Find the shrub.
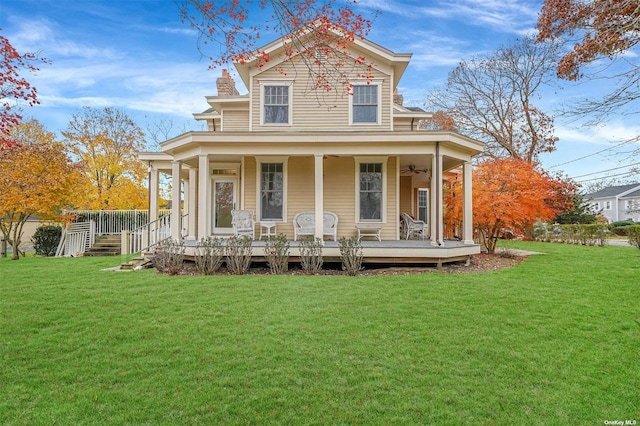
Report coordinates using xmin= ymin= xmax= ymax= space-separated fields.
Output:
xmin=299 ymin=237 xmax=323 ymax=274
xmin=225 ymin=235 xmax=253 ymax=275
xmin=628 ymin=225 xmax=640 ymax=249
xmin=194 ymin=236 xmax=225 ymax=275
xmin=152 ymin=239 xmax=185 ymax=275
xmin=338 ymin=237 xmax=363 ymax=276
xmin=32 ymin=225 xmax=62 ymax=257
xmin=264 ymin=234 xmax=290 ymax=274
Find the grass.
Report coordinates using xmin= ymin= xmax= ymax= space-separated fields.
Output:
xmin=1 ymin=242 xmax=639 ymax=424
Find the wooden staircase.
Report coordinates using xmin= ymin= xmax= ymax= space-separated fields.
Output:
xmin=84 ymin=235 xmax=121 ymax=257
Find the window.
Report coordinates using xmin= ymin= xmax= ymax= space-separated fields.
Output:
xmin=605 ymin=200 xmax=612 ymax=210
xmin=418 ymin=189 xmax=429 ymax=224
xmin=352 ymin=85 xmax=378 ymax=123
xmin=260 ymin=163 xmax=284 ymax=220
xmin=591 ymin=202 xmax=600 ymax=211
xmin=263 ymin=85 xmax=290 ymax=124
xmin=625 ymin=200 xmax=634 ymax=210
xmin=359 ymin=163 xmax=383 ymax=221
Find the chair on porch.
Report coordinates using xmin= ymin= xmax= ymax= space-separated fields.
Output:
xmin=401 ymin=212 xmax=426 ymax=240
xmin=231 ymin=209 xmax=255 ymax=239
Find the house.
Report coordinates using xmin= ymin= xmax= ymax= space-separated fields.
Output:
xmin=584 ymin=183 xmax=640 ymax=223
xmin=138 ymin=28 xmax=484 ymax=263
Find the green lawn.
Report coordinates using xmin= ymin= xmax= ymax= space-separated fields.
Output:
xmin=1 ymin=241 xmax=638 ymax=425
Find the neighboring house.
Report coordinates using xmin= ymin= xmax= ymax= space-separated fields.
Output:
xmin=584 ymin=183 xmax=640 ymax=223
xmin=139 ymin=28 xmax=484 ymax=262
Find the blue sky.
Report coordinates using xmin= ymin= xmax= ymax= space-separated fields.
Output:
xmin=1 ymin=0 xmax=638 ymax=186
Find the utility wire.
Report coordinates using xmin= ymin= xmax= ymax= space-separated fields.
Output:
xmin=549 ymin=139 xmax=634 ymax=168
xmin=576 ymin=169 xmax=639 ymax=183
xmin=570 ymin=161 xmax=640 ymax=179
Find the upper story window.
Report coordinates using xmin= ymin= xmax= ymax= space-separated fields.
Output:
xmin=604 ymin=200 xmax=612 ymax=210
xmin=591 ymin=202 xmax=601 ymax=212
xmin=625 ymin=200 xmax=634 ymax=210
xmin=260 ymin=81 xmax=293 ymax=125
xmin=352 ymin=85 xmax=379 ymax=124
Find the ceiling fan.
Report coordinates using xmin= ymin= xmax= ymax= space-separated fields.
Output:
xmin=401 ymin=165 xmax=429 ymax=174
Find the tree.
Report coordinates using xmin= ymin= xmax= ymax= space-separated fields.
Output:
xmin=446 ymin=158 xmax=575 ymax=253
xmin=179 ymin=0 xmax=376 ymax=104
xmin=537 ymin=0 xmax=640 ymax=126
xmin=426 ymin=37 xmax=560 ymax=164
xmin=0 ymin=120 xmax=83 ymax=260
xmin=553 ymin=193 xmax=598 ymax=224
xmin=62 ymin=107 xmax=148 ymax=210
xmin=0 ymin=29 xmax=48 ymax=135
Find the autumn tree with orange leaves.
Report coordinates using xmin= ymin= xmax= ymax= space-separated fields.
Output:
xmin=0 ymin=120 xmax=84 ymax=259
xmin=62 ymin=107 xmax=148 ymax=210
xmin=537 ymin=0 xmax=640 ymax=129
xmin=179 ymin=0 xmax=376 ymax=105
xmin=445 ymin=158 xmax=575 ymax=253
xmin=0 ymin=29 xmax=48 ymax=135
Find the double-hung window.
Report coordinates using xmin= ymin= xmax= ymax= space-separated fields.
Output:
xmin=418 ymin=189 xmax=429 ymax=224
xmin=352 ymin=85 xmax=378 ymax=124
xmin=260 ymin=162 xmax=284 ymax=220
xmin=263 ymin=84 xmax=290 ymax=125
xmin=359 ymin=162 xmax=383 ymax=221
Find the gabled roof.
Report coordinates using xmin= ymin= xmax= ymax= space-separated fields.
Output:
xmin=233 ymin=24 xmax=411 ymax=89
xmin=584 ymin=183 xmax=640 ymax=199
xmin=621 ymin=188 xmax=640 ymax=198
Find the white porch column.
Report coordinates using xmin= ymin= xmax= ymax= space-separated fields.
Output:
xmin=430 ymin=148 xmax=444 ymax=246
xmin=429 ymin=155 xmax=438 ymax=245
xmin=187 ymin=167 xmax=198 ymax=239
xmin=148 ymin=164 xmax=159 ymax=224
xmin=170 ymin=161 xmax=182 ymax=241
xmin=463 ymin=161 xmax=474 ymax=244
xmin=197 ymin=154 xmax=211 ymax=239
xmin=314 ymin=154 xmax=324 ymax=241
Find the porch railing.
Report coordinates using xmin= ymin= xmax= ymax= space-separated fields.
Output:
xmin=64 ymin=209 xmax=170 ymax=235
xmin=127 ymin=213 xmax=188 ymax=254
xmin=55 ymin=221 xmax=96 ymax=257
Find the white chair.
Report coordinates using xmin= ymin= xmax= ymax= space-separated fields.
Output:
xmin=231 ymin=209 xmax=255 ymax=239
xmin=401 ymin=212 xmax=425 ymax=240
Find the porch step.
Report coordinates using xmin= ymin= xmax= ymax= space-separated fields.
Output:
xmin=120 ymin=256 xmax=152 ymax=270
xmin=85 ymin=235 xmax=121 ymax=257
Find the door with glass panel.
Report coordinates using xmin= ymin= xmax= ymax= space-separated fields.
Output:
xmin=212 ymin=179 xmax=236 ymax=233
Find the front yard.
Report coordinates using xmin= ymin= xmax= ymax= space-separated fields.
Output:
xmin=1 ymin=241 xmax=638 ymax=424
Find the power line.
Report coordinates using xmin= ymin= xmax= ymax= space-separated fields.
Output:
xmin=575 ymin=169 xmax=640 ymax=183
xmin=570 ymin=161 xmax=640 ymax=179
xmin=549 ymin=139 xmax=635 ymax=168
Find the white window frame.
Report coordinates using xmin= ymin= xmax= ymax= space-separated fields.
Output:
xmin=625 ymin=200 xmax=634 ymax=210
xmin=355 ymin=156 xmax=387 ymax=223
xmin=604 ymin=200 xmax=612 ymax=210
xmin=417 ymin=188 xmax=429 ymax=224
xmin=256 ymin=156 xmax=288 ymax=222
xmin=349 ymin=79 xmax=382 ymax=125
xmin=259 ymin=80 xmax=293 ymax=126
xmin=591 ymin=202 xmax=600 ymax=212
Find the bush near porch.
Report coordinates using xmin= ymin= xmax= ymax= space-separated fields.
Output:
xmin=1 ymin=241 xmax=638 ymax=424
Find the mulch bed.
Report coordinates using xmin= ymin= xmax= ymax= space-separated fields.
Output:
xmin=163 ymin=253 xmax=527 ymax=276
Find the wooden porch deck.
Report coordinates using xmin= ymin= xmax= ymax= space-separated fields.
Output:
xmin=181 ymin=238 xmax=481 ymax=265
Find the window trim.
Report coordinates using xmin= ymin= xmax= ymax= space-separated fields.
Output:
xmin=355 ymin=156 xmax=387 ymax=223
xmin=349 ymin=80 xmax=382 ymax=125
xmin=604 ymin=200 xmax=612 ymax=210
xmin=256 ymin=156 xmax=288 ymax=222
xmin=417 ymin=188 xmax=429 ymax=224
xmin=259 ymin=80 xmax=293 ymax=126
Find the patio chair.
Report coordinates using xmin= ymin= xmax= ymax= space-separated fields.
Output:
xmin=231 ymin=209 xmax=255 ymax=239
xmin=401 ymin=212 xmax=426 ymax=240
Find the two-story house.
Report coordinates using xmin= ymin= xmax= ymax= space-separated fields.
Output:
xmin=139 ymin=29 xmax=484 ymax=263
xmin=585 ymin=183 xmax=640 ymax=223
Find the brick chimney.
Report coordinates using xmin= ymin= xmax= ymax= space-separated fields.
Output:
xmin=393 ymin=88 xmax=404 ymax=106
xmin=216 ymin=69 xmax=240 ymax=96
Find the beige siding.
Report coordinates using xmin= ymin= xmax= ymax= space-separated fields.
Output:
xmin=384 ymin=156 xmax=398 ymax=240
xmin=399 ymin=176 xmax=412 ymax=216
xmin=222 ymin=110 xmax=249 ymax=131
xmin=243 ymin=157 xmax=257 ymax=212
xmin=324 ymin=157 xmax=357 ymax=238
xmin=251 ymin=56 xmax=392 ymax=131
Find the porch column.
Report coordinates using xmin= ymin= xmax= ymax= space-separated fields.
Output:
xmin=170 ymin=161 xmax=182 ymax=241
xmin=187 ymin=167 xmax=198 ymax=239
xmin=430 ymin=148 xmax=444 ymax=246
xmin=197 ymin=154 xmax=211 ymax=239
xmin=149 ymin=164 xmax=159 ymax=224
xmin=462 ymin=161 xmax=474 ymax=244
xmin=314 ymin=154 xmax=324 ymax=241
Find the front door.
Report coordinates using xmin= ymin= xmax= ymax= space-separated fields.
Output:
xmin=213 ymin=179 xmax=236 ymax=234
